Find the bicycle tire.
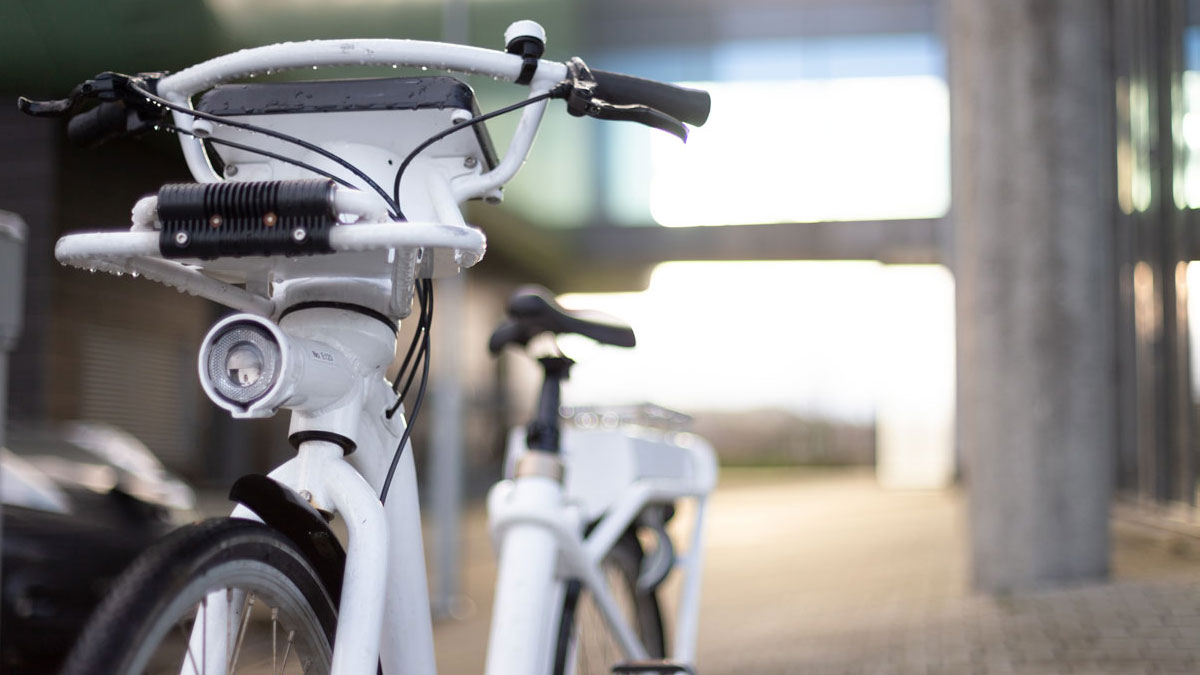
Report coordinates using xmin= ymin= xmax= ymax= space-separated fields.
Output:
xmin=553 ymin=532 xmax=666 ymax=675
xmin=60 ymin=518 xmax=337 ymax=675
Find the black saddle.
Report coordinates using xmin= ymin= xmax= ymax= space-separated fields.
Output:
xmin=488 ymin=285 xmax=636 ymax=354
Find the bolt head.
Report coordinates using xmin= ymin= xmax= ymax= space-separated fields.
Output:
xmin=292 ymin=228 xmax=308 ymax=242
xmin=174 ymin=231 xmax=190 ymax=246
xmin=225 ymin=164 xmax=239 ymax=177
xmin=464 ymin=156 xmax=478 ymax=169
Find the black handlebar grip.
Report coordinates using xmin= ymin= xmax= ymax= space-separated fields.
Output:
xmin=591 ymin=70 xmax=711 ymax=127
xmin=66 ymin=101 xmax=129 ymax=148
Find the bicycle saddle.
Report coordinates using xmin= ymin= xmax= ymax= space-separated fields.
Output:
xmin=488 ymin=285 xmax=636 ymax=354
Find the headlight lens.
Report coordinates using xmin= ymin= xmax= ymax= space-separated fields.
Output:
xmin=227 ymin=343 xmax=266 ymax=386
xmin=207 ymin=323 xmax=280 ymax=404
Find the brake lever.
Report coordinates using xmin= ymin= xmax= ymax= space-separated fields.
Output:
xmin=18 ymin=71 xmax=166 ymax=119
xmin=580 ymin=101 xmax=688 ymax=142
xmin=18 ymin=76 xmax=98 ymax=117
xmin=17 ymin=94 xmax=78 ymax=117
xmin=557 ymin=57 xmax=689 ymax=142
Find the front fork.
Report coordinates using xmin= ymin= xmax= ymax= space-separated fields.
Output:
xmin=187 ymin=432 xmax=435 ymax=675
xmin=272 ymin=436 xmax=439 ymax=675
xmin=294 ymin=441 xmax=391 ymax=675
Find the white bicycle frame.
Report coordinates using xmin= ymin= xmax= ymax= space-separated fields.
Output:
xmin=53 ymin=24 xmax=716 ymax=675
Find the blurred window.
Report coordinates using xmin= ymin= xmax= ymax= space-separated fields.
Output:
xmin=599 ymin=34 xmax=949 ymax=226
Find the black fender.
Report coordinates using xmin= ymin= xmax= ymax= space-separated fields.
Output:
xmin=229 ymin=474 xmax=346 ymax=603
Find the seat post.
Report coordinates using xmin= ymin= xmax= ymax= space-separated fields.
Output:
xmin=526 ymin=356 xmax=573 ymax=453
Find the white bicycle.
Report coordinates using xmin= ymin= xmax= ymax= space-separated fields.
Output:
xmin=21 ymin=20 xmax=716 ymax=675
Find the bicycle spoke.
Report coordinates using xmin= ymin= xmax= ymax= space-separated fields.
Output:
xmin=177 ymin=619 xmax=202 ymax=675
xmin=226 ymin=588 xmax=235 ymax=659
xmin=571 ymin=562 xmax=643 ymax=674
xmin=272 ymin=607 xmax=279 ymax=674
xmin=228 ymin=591 xmax=256 ymax=673
xmin=276 ymin=629 xmax=295 ymax=675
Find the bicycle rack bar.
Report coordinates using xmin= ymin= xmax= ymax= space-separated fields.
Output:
xmin=53 ymin=219 xmax=486 ymax=316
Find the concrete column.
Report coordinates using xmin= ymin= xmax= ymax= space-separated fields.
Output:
xmin=950 ymin=0 xmax=1117 ymax=591
xmin=429 ymin=272 xmax=466 ymax=617
xmin=427 ymin=0 xmax=471 ymax=619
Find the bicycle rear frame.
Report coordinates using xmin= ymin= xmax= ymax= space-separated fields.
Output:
xmin=48 ymin=25 xmax=715 ymax=675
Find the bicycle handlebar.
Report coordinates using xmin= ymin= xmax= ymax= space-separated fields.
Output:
xmin=153 ymin=40 xmax=711 ymax=127
xmin=21 ymin=25 xmax=711 ymax=197
xmin=66 ymin=101 xmax=130 ymax=148
xmin=154 ymin=39 xmax=712 ymax=128
xmin=157 ymin=39 xmax=568 ymax=99
xmin=591 ymin=70 xmax=710 ymax=127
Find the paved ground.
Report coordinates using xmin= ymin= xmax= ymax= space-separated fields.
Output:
xmin=430 ymin=467 xmax=1200 ymax=675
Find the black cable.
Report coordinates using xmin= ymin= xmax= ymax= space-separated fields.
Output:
xmin=159 ymin=125 xmax=358 ymax=189
xmin=384 ymin=281 xmax=427 ymax=418
xmin=390 ymin=282 xmax=428 ymax=395
xmin=395 ymin=319 xmax=429 ymax=406
xmin=131 ymin=81 xmax=401 ymax=217
xmin=389 ymin=278 xmax=430 ymax=396
xmin=391 ymin=88 xmax=562 ymax=218
xmin=403 ymin=283 xmax=434 ymax=400
xmin=378 ymin=342 xmax=430 ymax=504
xmin=387 ymin=281 xmax=432 ymax=412
xmin=380 ymin=278 xmax=434 ymax=504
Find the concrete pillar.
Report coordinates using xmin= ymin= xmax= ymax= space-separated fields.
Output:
xmin=950 ymin=0 xmax=1116 ymax=591
xmin=427 ymin=0 xmax=471 ymax=619
xmin=429 ymin=272 xmax=466 ymax=617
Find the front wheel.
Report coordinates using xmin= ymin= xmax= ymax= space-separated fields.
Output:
xmin=61 ymin=518 xmax=337 ymax=675
xmin=553 ymin=532 xmax=666 ymax=675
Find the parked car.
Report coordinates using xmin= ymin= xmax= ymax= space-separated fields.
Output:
xmin=1 ymin=422 xmax=194 ymax=674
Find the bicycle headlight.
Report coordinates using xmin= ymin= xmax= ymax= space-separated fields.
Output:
xmin=206 ymin=322 xmax=281 ymax=404
xmin=199 ymin=313 xmax=357 ymax=418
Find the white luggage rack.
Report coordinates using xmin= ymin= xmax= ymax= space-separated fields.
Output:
xmin=562 ymin=403 xmax=695 ymax=431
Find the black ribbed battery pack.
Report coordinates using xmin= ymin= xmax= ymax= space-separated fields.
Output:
xmin=157 ymin=179 xmax=337 ymax=259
